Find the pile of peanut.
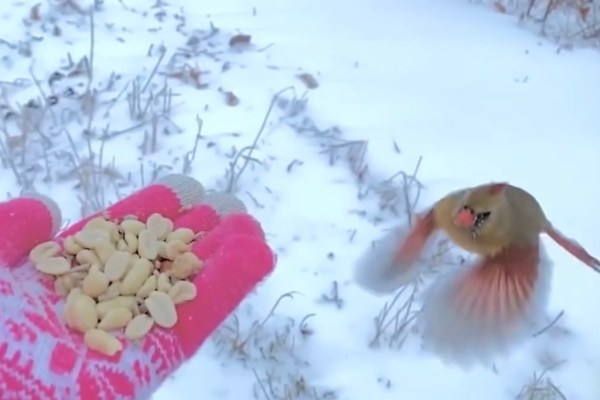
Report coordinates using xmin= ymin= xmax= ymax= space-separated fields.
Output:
xmin=28 ymin=213 xmax=204 ymax=356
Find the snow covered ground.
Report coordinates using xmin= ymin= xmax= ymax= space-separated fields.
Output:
xmin=1 ymin=0 xmax=600 ymax=399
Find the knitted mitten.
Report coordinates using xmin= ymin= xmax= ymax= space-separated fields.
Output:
xmin=0 ymin=174 xmax=275 ymax=399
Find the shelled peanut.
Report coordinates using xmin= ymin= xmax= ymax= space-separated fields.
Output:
xmin=28 ymin=213 xmax=204 ymax=356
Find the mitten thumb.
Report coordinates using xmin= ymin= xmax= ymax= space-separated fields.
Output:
xmin=0 ymin=192 xmax=62 ymax=268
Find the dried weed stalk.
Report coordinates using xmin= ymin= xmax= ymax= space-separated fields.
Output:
xmin=369 ymin=156 xmax=424 ymax=222
xmin=0 ymin=4 xmax=216 ymax=214
xmin=213 ymin=292 xmax=337 ymax=400
xmin=485 ymin=0 xmax=600 ymax=48
xmin=253 ymin=368 xmax=338 ymax=400
xmin=516 ymin=362 xmax=568 ymax=400
xmin=370 ymin=283 xmax=420 ymax=349
xmin=277 ymin=89 xmax=369 ymax=186
xmin=320 ymin=139 xmax=368 ymax=183
xmin=224 ymin=86 xmax=296 ymax=194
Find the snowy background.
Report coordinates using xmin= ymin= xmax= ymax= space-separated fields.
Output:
xmin=1 ymin=0 xmax=600 ymax=399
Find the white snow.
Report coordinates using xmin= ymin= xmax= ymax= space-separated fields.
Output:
xmin=1 ymin=0 xmax=600 ymax=399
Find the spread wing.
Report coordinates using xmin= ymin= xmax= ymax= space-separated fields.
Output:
xmin=354 ymin=209 xmax=436 ymax=294
xmin=419 ymin=241 xmax=551 ymax=366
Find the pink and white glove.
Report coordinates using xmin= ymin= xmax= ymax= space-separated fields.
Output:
xmin=0 ymin=174 xmax=276 ymax=399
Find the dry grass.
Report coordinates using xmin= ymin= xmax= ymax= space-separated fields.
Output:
xmin=480 ymin=0 xmax=600 ymax=48
xmin=0 ymin=4 xmax=184 ymax=215
xmin=213 ymin=292 xmax=339 ymax=400
xmin=516 ymin=361 xmax=568 ymax=400
xmin=0 ymin=2 xmax=273 ymax=216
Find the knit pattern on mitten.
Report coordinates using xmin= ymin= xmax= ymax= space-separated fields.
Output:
xmin=0 ymin=176 xmax=275 ymax=400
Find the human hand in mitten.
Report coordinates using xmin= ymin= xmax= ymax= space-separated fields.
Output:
xmin=0 ymin=174 xmax=276 ymax=400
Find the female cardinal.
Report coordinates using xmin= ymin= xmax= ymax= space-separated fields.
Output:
xmin=354 ymin=182 xmax=600 ymax=365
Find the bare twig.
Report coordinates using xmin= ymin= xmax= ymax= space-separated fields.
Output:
xmin=532 ymin=310 xmax=565 ymax=338
xmin=182 ymin=115 xmax=203 ymax=174
xmin=86 ymin=9 xmax=96 ymax=93
xmin=370 ymin=283 xmax=420 ymax=349
xmin=225 ymin=86 xmax=295 ymax=193
xmin=141 ymin=48 xmax=166 ymax=93
xmin=516 ymin=360 xmax=568 ymax=400
xmin=319 ymin=281 xmax=344 ymax=309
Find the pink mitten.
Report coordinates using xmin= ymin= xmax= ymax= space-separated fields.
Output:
xmin=0 ymin=175 xmax=275 ymax=399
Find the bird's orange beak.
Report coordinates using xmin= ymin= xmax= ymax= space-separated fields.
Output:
xmin=455 ymin=208 xmax=475 ymax=227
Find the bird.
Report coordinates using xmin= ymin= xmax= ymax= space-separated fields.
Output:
xmin=354 ymin=182 xmax=600 ymax=365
